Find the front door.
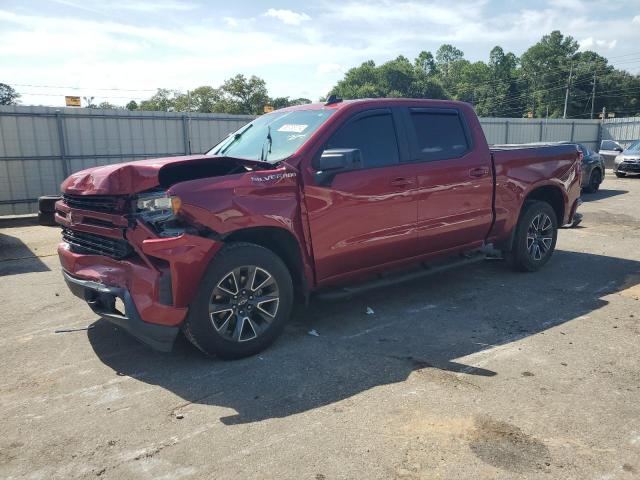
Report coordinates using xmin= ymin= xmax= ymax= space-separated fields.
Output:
xmin=303 ymin=108 xmax=418 ymax=282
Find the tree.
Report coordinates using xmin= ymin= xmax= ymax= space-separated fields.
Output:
xmin=520 ymin=31 xmax=579 ymax=117
xmin=328 ymin=56 xmax=446 ymax=100
xmin=139 ymin=88 xmax=180 ymax=111
xmin=435 ymin=44 xmax=464 ymax=78
xmin=97 ymin=101 xmax=120 ymax=109
xmin=220 ymin=75 xmax=270 ymax=115
xmin=83 ymin=96 xmax=96 ymax=108
xmin=126 ymin=100 xmax=138 ymax=110
xmin=0 ymin=83 xmax=19 ymax=105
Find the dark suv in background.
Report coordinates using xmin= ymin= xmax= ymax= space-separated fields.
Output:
xmin=577 ymin=143 xmax=605 ymax=193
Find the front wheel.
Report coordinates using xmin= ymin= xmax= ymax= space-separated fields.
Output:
xmin=183 ymin=242 xmax=293 ymax=359
xmin=615 ymin=171 xmax=626 ymax=178
xmin=583 ymin=169 xmax=601 ymax=193
xmin=506 ymin=201 xmax=558 ymax=272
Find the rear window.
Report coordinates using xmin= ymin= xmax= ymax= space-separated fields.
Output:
xmin=409 ymin=110 xmax=470 ymax=161
xmin=600 ymin=140 xmax=621 ymax=151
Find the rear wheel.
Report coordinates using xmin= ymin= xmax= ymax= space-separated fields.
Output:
xmin=584 ymin=169 xmax=601 ymax=193
xmin=615 ymin=171 xmax=626 ymax=178
xmin=506 ymin=201 xmax=558 ymax=272
xmin=183 ymin=242 xmax=293 ymax=359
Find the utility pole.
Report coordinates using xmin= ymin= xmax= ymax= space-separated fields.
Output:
xmin=563 ymin=62 xmax=573 ymax=119
xmin=590 ymin=71 xmax=597 ymax=119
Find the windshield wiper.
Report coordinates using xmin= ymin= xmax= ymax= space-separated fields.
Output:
xmin=220 ymin=123 xmax=253 ymax=155
xmin=260 ymin=126 xmax=273 ymax=162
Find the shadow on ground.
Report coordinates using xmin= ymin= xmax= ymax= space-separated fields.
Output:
xmin=0 ymin=230 xmax=50 ymax=276
xmin=580 ymin=188 xmax=628 ymax=202
xmin=88 ymin=250 xmax=640 ymax=425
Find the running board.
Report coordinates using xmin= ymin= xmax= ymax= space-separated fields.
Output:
xmin=315 ymin=252 xmax=487 ymax=300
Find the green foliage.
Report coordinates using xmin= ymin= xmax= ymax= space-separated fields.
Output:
xmin=97 ymin=101 xmax=120 ymax=110
xmin=125 ymin=100 xmax=138 ymax=110
xmin=329 ymin=56 xmax=446 ymax=100
xmin=327 ymin=30 xmax=640 ymax=118
xmin=0 ymin=83 xmax=20 ymax=105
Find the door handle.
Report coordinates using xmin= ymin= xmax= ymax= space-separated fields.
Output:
xmin=389 ymin=177 xmax=413 ymax=187
xmin=469 ymin=167 xmax=490 ymax=178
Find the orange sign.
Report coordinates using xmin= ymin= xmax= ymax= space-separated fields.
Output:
xmin=263 ymin=105 xmax=274 ymax=113
xmin=65 ymin=96 xmax=81 ymax=107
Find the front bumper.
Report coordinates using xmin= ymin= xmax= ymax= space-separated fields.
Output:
xmin=58 ymin=228 xmax=223 ymax=351
xmin=63 ymin=270 xmax=179 ymax=351
xmin=616 ymin=162 xmax=640 ymax=173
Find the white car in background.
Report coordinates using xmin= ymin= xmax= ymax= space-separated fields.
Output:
xmin=613 ymin=140 xmax=640 ymax=178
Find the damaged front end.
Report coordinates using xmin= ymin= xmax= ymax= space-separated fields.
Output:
xmin=56 ymin=155 xmax=278 ymax=350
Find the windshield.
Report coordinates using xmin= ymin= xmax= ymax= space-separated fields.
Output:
xmin=625 ymin=140 xmax=640 ymax=153
xmin=207 ymin=109 xmax=335 ymax=162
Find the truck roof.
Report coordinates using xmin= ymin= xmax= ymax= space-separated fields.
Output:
xmin=277 ymin=98 xmax=472 ymax=113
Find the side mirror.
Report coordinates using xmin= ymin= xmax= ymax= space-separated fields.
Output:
xmin=314 ymin=148 xmax=362 ymax=185
xmin=615 ymin=146 xmax=624 ymax=152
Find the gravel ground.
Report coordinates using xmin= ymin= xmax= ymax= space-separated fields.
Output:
xmin=0 ymin=171 xmax=639 ymax=480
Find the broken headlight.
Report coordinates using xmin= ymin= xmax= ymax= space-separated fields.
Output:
xmin=134 ymin=191 xmax=184 ymax=236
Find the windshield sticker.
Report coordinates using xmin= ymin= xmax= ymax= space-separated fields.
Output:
xmin=277 ymin=124 xmax=308 ymax=133
xmin=287 ymin=133 xmax=307 ymax=141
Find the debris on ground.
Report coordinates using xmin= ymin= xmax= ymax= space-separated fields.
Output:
xmin=366 ymin=307 xmax=375 ymax=315
xmin=308 ymin=329 xmax=320 ymax=337
xmin=54 ymin=326 xmax=95 ymax=333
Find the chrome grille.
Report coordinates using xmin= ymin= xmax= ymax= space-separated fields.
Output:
xmin=62 ymin=194 xmax=127 ymax=213
xmin=62 ymin=228 xmax=133 ymax=259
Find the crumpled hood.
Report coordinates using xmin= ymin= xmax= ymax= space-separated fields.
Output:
xmin=61 ymin=155 xmax=272 ymax=195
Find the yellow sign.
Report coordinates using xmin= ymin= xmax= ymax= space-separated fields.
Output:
xmin=527 ymin=111 xmax=533 ymax=118
xmin=65 ymin=96 xmax=81 ymax=107
xmin=263 ymin=105 xmax=274 ymax=113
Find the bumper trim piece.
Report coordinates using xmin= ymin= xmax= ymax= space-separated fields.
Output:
xmin=63 ymin=270 xmax=179 ymax=352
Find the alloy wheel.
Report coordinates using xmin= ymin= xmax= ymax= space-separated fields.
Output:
xmin=209 ymin=265 xmax=280 ymax=342
xmin=526 ymin=213 xmax=554 ymax=261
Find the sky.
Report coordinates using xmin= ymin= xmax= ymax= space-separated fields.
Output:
xmin=1 ymin=0 xmax=640 ymax=107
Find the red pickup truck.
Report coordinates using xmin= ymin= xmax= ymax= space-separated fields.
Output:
xmin=56 ymin=98 xmax=582 ymax=358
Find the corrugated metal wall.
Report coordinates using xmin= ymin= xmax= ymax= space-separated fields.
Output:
xmin=0 ymin=105 xmax=254 ymax=215
xmin=0 ymin=105 xmax=602 ymax=215
xmin=479 ymin=117 xmax=601 ymax=150
xmin=601 ymin=117 xmax=640 ymax=149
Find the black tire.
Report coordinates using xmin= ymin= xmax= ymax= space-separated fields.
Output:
xmin=583 ymin=169 xmax=601 ymax=193
xmin=615 ymin=171 xmax=626 ymax=178
xmin=38 ymin=195 xmax=61 ymax=213
xmin=38 ymin=211 xmax=57 ymax=226
xmin=506 ymin=201 xmax=558 ymax=272
xmin=183 ymin=242 xmax=293 ymax=359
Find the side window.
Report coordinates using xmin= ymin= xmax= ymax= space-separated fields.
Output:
xmin=409 ymin=110 xmax=470 ymax=161
xmin=600 ymin=140 xmax=619 ymax=151
xmin=326 ymin=113 xmax=399 ymax=168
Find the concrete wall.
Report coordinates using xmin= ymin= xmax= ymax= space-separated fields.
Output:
xmin=0 ymin=105 xmax=602 ymax=215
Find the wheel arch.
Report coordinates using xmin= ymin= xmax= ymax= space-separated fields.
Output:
xmin=222 ymin=227 xmax=309 ymax=298
xmin=522 ymin=184 xmax=565 ymax=226
xmin=501 ymin=184 xmax=565 ymax=253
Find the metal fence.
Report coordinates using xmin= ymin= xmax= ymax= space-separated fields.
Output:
xmin=0 ymin=105 xmax=603 ymax=216
xmin=601 ymin=117 xmax=640 ymax=149
xmin=0 ymin=105 xmax=254 ymax=216
xmin=479 ymin=117 xmax=601 ymax=151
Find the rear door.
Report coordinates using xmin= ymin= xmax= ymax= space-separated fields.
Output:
xmin=599 ymin=140 xmax=623 ymax=168
xmin=303 ymin=108 xmax=418 ymax=282
xmin=401 ymin=107 xmax=494 ymax=254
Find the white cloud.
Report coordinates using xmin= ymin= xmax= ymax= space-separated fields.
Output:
xmin=633 ymin=15 xmax=640 ymax=24
xmin=579 ymin=37 xmax=618 ymax=51
xmin=264 ymin=8 xmax=310 ymax=26
xmin=316 ymin=63 xmax=344 ymax=75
